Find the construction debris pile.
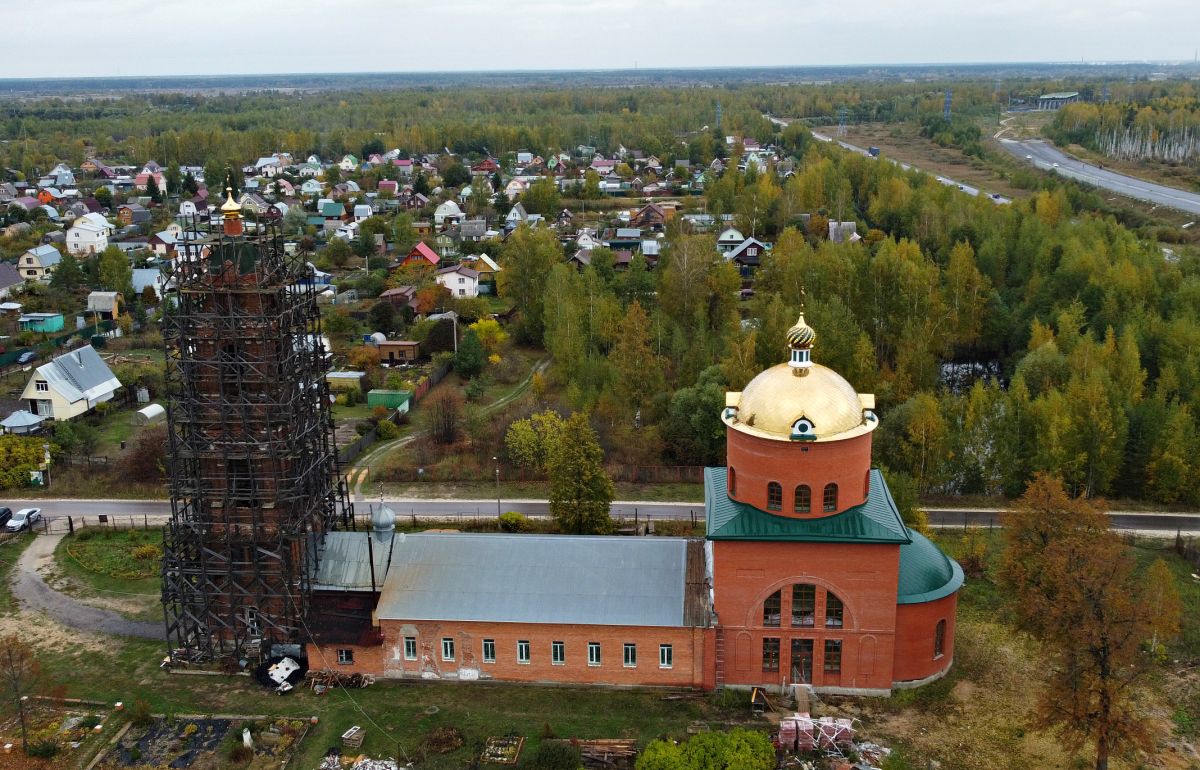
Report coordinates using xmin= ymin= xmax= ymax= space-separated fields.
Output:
xmin=774 ymin=713 xmax=892 ymax=769
xmin=573 ymin=738 xmax=637 ymax=769
xmin=318 ymin=754 xmax=406 ymax=770
xmin=306 ymin=669 xmax=376 ymax=692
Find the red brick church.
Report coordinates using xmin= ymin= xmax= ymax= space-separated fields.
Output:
xmin=307 ymin=311 xmax=962 ymax=694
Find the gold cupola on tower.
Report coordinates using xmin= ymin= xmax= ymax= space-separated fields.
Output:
xmin=221 ymin=187 xmax=243 ymax=237
xmin=786 ymin=309 xmax=816 ymax=374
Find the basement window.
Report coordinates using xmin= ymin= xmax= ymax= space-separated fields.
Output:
xmin=337 ymin=649 xmax=354 ymax=665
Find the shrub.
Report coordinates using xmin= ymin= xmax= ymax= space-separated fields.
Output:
xmin=498 ymin=512 xmax=529 ymax=532
xmin=376 ymin=420 xmax=400 ymax=440
xmin=529 ymin=740 xmax=579 ymax=770
xmin=130 ymin=698 xmax=153 ymax=727
xmin=229 ymin=744 xmax=254 ymax=762
xmin=26 ymin=739 xmax=60 ymax=758
xmin=131 ymin=543 xmax=163 ymax=561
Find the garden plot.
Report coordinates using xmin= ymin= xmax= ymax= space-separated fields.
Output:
xmin=96 ymin=716 xmax=308 ymax=770
xmin=0 ymin=702 xmax=112 ymax=770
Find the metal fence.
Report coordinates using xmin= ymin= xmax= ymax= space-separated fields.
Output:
xmin=38 ymin=512 xmax=168 ymax=536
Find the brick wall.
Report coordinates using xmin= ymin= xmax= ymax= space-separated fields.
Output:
xmin=725 ymin=429 xmax=873 ymax=516
xmin=892 ymin=593 xmax=957 ymax=684
xmin=361 ymin=620 xmax=711 ymax=688
xmin=711 ymin=540 xmax=900 ymax=693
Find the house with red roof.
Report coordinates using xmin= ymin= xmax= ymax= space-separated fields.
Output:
xmin=399 ymin=242 xmax=441 ymax=269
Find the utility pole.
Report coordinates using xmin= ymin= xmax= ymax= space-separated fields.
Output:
xmin=493 ymin=456 xmax=501 ymax=517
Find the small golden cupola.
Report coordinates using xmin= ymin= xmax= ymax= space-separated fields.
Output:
xmin=786 ymin=309 xmax=816 ymax=374
xmin=220 ymin=187 xmax=243 ymax=237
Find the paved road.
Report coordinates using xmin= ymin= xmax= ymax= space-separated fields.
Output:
xmin=766 ymin=115 xmax=1012 ymax=205
xmin=10 ymin=533 xmax=164 ymax=639
xmin=9 ymin=498 xmax=1199 ymax=534
xmin=997 ymin=138 xmax=1200 ymax=215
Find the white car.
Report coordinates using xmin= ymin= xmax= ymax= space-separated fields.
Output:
xmin=1052 ymin=162 xmax=1059 ymax=168
xmin=1025 ymin=154 xmax=1033 ymax=160
xmin=6 ymin=508 xmax=41 ymax=532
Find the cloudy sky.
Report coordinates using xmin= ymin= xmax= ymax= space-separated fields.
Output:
xmin=5 ymin=0 xmax=1198 ymax=78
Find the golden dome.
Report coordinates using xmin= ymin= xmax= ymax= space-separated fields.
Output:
xmin=220 ymin=187 xmax=242 ymax=213
xmin=724 ymin=363 xmax=873 ymax=442
xmin=786 ymin=312 xmax=815 ymax=349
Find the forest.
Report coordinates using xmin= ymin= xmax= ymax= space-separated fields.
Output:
xmin=492 ymin=134 xmax=1200 ymax=505
xmin=6 ymin=75 xmax=1200 ymax=505
xmin=1047 ymin=86 xmax=1200 ymax=163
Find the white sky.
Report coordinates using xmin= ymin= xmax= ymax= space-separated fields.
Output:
xmin=4 ymin=0 xmax=1198 ymax=78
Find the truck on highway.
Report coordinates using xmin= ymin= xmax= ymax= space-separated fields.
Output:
xmin=868 ymin=147 xmax=880 ymax=158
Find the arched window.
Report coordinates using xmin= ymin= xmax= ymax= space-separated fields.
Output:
xmin=728 ymin=467 xmax=736 ymax=496
xmin=825 ymin=592 xmax=844 ymax=628
xmin=934 ymin=619 xmax=946 ymax=658
xmin=794 ymin=485 xmax=811 ymax=513
xmin=791 ymin=584 xmax=815 ymax=627
xmin=762 ymin=590 xmax=781 ymax=627
xmin=823 ymin=483 xmax=838 ymax=512
xmin=767 ymin=482 xmax=782 ymax=511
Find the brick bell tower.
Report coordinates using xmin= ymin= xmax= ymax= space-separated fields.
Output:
xmin=161 ymin=189 xmax=353 ymax=663
xmin=705 ymin=305 xmax=961 ymax=695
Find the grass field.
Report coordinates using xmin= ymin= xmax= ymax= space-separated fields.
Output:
xmin=47 ymin=529 xmax=161 ymax=622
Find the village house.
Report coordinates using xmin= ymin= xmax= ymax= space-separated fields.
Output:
xmin=399 ymin=242 xmax=441 ymax=269
xmin=433 ymin=200 xmax=464 ymax=228
xmin=376 ymin=339 xmax=421 ymax=364
xmin=117 ymin=204 xmax=151 ymax=226
xmin=0 ymin=263 xmax=23 ymax=299
xmin=21 ymin=345 xmax=122 ymax=422
xmin=67 ymin=213 xmax=113 ymax=256
xmin=20 ymin=244 xmax=62 ymax=281
xmin=86 ymin=291 xmax=123 ymax=321
xmin=379 ymin=285 xmax=417 ymax=311
xmin=18 ymin=312 xmax=64 ymax=333
xmin=435 ymin=264 xmax=480 ymax=298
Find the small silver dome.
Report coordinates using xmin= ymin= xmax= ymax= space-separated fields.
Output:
xmin=371 ymin=504 xmax=396 ymax=534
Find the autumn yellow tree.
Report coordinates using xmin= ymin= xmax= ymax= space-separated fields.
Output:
xmin=1000 ymin=476 xmax=1181 ymax=770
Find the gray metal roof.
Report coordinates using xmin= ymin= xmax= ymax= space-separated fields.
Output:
xmin=313 ymin=531 xmax=395 ymax=592
xmin=375 ymin=533 xmax=695 ymax=628
xmin=35 ymin=345 xmax=120 ymax=405
xmin=1 ymin=410 xmax=45 ymax=428
xmin=27 ymin=244 xmax=61 ymax=266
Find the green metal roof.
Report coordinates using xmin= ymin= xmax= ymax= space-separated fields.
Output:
xmin=897 ymin=529 xmax=964 ymax=604
xmin=704 ymin=468 xmax=911 ymax=544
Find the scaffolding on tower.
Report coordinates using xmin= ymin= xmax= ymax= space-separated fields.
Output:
xmin=160 ymin=196 xmax=353 ymax=664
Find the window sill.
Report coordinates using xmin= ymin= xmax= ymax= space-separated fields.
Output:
xmin=551 ymin=661 xmax=564 ymax=666
xmin=403 ymin=657 xmax=417 ymax=662
xmin=933 ymin=653 xmax=944 ymax=660
xmin=623 ymin=664 xmax=637 ymax=669
xmin=517 ymin=661 xmax=530 ymax=665
xmin=659 ymin=665 xmax=672 ymax=670
xmin=588 ymin=663 xmax=600 ymax=667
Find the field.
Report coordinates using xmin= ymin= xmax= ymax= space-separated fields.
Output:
xmin=46 ymin=529 xmax=161 ymax=622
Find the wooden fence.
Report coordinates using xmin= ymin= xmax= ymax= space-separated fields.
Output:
xmin=411 ymin=361 xmax=450 ymax=404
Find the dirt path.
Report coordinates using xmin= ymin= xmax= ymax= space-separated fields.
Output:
xmin=347 ymin=357 xmax=550 ymax=500
xmin=12 ymin=534 xmax=164 ymax=640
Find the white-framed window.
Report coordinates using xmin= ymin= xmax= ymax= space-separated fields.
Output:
xmin=552 ymin=641 xmax=565 ymax=665
xmin=337 ymin=648 xmax=354 ymax=665
xmin=403 ymin=637 xmax=417 ymax=661
xmin=588 ymin=642 xmax=601 ymax=667
xmin=441 ymin=637 xmax=455 ymax=662
xmin=482 ymin=639 xmax=496 ymax=663
xmin=623 ymin=643 xmax=637 ymax=668
xmin=659 ymin=644 xmax=673 ymax=669
xmin=35 ymin=381 xmax=48 ymax=392
xmin=517 ymin=640 xmax=530 ymax=664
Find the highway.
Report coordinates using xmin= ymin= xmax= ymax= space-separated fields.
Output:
xmin=996 ymin=138 xmax=1200 ymax=215
xmin=6 ymin=498 xmax=1199 ymax=535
